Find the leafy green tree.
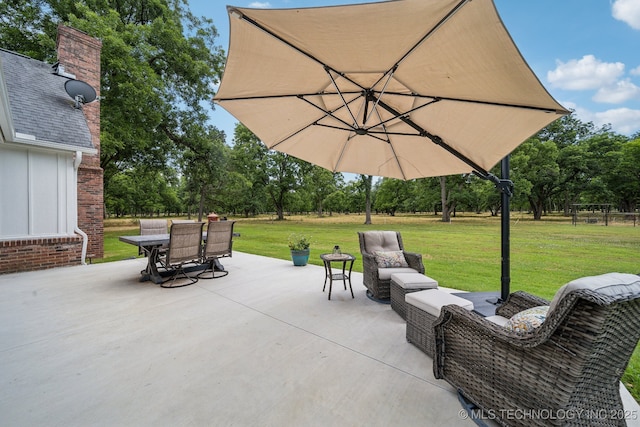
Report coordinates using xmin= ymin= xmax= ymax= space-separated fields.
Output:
xmin=412 ymin=177 xmax=441 ymax=215
xmin=180 ymin=124 xmax=228 ymax=221
xmin=439 ymin=175 xmax=468 ymax=222
xmin=607 ymin=139 xmax=640 ymax=211
xmin=374 ymin=178 xmax=413 ymax=215
xmin=581 ymin=130 xmax=627 ymax=205
xmin=342 ymin=180 xmax=366 ymax=214
xmin=0 ymin=0 xmax=58 ymax=61
xmin=229 ymin=124 xmax=308 ymax=219
xmin=219 ymin=172 xmax=255 ymax=216
xmin=304 ymin=166 xmax=341 ymax=216
xmin=511 ymin=139 xmax=559 ymax=219
xmin=265 ymin=153 xmax=307 ymax=220
xmin=324 ymin=190 xmax=347 ymax=215
xmin=229 ymin=124 xmax=271 ymax=216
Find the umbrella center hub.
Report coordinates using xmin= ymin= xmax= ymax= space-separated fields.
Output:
xmin=355 ymin=128 xmax=368 ymax=135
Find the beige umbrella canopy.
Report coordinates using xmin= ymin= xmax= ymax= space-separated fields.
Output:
xmin=214 ymin=0 xmax=569 ymax=182
xmin=214 ymin=0 xmax=569 ymax=303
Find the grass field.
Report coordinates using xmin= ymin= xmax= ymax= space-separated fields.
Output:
xmin=104 ymin=212 xmax=640 ymax=400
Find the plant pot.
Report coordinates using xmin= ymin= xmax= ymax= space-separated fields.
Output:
xmin=290 ymin=249 xmax=310 ymax=266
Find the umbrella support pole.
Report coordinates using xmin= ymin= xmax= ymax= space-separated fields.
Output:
xmin=475 ymin=157 xmax=513 ymax=305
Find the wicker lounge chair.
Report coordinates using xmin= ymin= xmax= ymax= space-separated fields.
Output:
xmin=434 ymin=272 xmax=640 ymax=427
xmin=198 ymin=220 xmax=235 ymax=279
xmin=357 ymin=231 xmax=425 ymax=300
xmin=157 ymin=222 xmax=204 ymax=288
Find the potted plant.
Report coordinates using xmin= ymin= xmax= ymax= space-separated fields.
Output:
xmin=288 ymin=233 xmax=311 ymax=266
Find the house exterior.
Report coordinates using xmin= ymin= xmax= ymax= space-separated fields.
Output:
xmin=0 ymin=25 xmax=103 ymax=273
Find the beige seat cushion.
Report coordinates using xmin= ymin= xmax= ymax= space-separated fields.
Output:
xmin=485 ymin=315 xmax=509 ymax=326
xmin=391 ymin=272 xmax=438 ymax=290
xmin=406 ymin=289 xmax=474 ymax=317
xmin=549 ymin=272 xmax=640 ymax=313
xmin=378 ymin=267 xmax=419 ymax=280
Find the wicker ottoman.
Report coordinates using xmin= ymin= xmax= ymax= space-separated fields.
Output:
xmin=390 ymin=273 xmax=438 ymax=320
xmin=406 ymin=289 xmax=474 ymax=357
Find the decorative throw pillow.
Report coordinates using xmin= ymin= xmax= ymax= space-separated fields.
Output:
xmin=373 ymin=250 xmax=409 ymax=268
xmin=504 ymin=306 xmax=549 ymax=335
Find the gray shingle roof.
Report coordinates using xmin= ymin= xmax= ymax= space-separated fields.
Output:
xmin=0 ymin=48 xmax=95 ymax=151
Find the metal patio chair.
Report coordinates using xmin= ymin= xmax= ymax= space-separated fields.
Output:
xmin=157 ymin=222 xmax=204 ymax=288
xmin=198 ymin=220 xmax=235 ymax=279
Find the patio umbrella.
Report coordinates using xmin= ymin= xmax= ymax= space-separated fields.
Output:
xmin=214 ymin=0 xmax=569 ymax=302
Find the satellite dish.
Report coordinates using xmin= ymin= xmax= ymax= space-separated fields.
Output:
xmin=64 ymin=79 xmax=96 ymax=109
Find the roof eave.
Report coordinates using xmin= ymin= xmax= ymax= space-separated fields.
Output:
xmin=1 ymin=134 xmax=97 ymax=154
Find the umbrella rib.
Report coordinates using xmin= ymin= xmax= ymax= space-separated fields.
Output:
xmin=373 ymin=91 xmax=564 ymax=114
xmin=364 ymin=66 xmax=397 ymax=127
xmin=393 ymin=0 xmax=471 ymax=70
xmin=416 ymin=94 xmax=564 ymax=113
xmin=367 ymin=96 xmax=441 ymax=130
xmin=326 ymin=68 xmax=359 ymax=127
xmin=230 ymin=9 xmax=367 ymax=92
xmin=297 ymin=94 xmax=362 ymax=131
xmin=374 ymin=97 xmax=491 ymax=178
xmin=370 ymin=101 xmax=408 ymax=181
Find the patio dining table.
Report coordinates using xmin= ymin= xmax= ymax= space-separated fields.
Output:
xmin=119 ymin=233 xmax=224 ymax=284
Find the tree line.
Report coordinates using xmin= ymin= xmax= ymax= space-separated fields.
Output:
xmin=1 ymin=0 xmax=638 ymax=222
xmin=107 ymin=118 xmax=640 ymax=222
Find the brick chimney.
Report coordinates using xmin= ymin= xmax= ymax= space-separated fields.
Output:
xmin=56 ymin=25 xmax=104 ymax=259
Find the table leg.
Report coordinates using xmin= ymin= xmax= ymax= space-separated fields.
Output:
xmin=341 ymin=261 xmax=348 ymax=290
xmin=147 ymin=246 xmax=165 ymax=284
xmin=139 ymin=245 xmax=164 ymax=284
xmin=347 ymin=259 xmax=354 ymax=298
xmin=323 ymin=261 xmax=334 ymax=300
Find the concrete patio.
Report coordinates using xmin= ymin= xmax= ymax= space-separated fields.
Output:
xmin=1 ymin=252 xmax=638 ymax=426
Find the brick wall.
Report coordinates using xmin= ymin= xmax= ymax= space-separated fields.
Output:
xmin=0 ymin=237 xmax=83 ymax=274
xmin=57 ymin=25 xmax=104 ymax=259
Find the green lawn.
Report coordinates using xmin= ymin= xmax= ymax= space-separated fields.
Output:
xmin=104 ymin=212 xmax=640 ymax=400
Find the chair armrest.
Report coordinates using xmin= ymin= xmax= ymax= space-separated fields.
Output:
xmin=496 ymin=291 xmax=550 ymax=318
xmin=361 ymin=252 xmax=380 ymax=279
xmin=403 ymin=251 xmax=425 ymax=273
xmin=434 ymin=304 xmax=549 ymax=379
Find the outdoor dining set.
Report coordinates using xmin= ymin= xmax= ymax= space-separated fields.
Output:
xmin=358 ymin=230 xmax=640 ymax=427
xmin=119 ymin=219 xmax=236 ymax=287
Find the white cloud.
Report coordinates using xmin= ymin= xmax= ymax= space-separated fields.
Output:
xmin=248 ymin=2 xmax=271 ymax=8
xmin=566 ymin=103 xmax=640 ymax=135
xmin=593 ymin=79 xmax=640 ymax=103
xmin=593 ymin=108 xmax=640 ymax=135
xmin=612 ymin=0 xmax=640 ymax=30
xmin=631 ymin=66 xmax=640 ymax=76
xmin=547 ymin=55 xmax=625 ymax=90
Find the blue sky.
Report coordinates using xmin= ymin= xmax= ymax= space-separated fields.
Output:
xmin=190 ymin=0 xmax=640 ymax=141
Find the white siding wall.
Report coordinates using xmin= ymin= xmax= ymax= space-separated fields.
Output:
xmin=0 ymin=145 xmax=76 ymax=239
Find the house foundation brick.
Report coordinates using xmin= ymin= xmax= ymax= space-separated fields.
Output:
xmin=0 ymin=237 xmax=83 ymax=273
